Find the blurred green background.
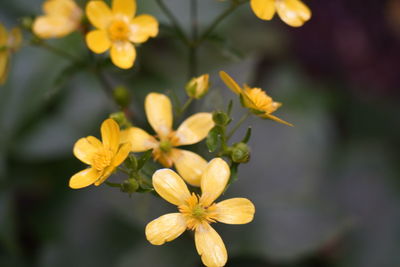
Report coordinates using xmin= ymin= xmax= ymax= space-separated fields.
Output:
xmin=1 ymin=0 xmax=400 ymax=266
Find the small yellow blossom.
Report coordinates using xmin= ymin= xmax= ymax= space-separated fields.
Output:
xmin=250 ymin=0 xmax=311 ymax=27
xmin=121 ymin=93 xmax=214 ymax=186
xmin=186 ymin=74 xmax=210 ymax=99
xmin=146 ymin=158 xmax=255 ymax=267
xmin=69 ymin=118 xmax=131 ymax=189
xmin=0 ymin=24 xmax=22 ymax=85
xmin=219 ymin=71 xmax=293 ymax=126
xmin=33 ymin=0 xmax=83 ymax=39
xmin=85 ymin=0 xmax=159 ymax=69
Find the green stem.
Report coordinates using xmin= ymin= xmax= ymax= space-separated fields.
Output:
xmin=178 ymin=97 xmax=193 ymax=116
xmin=196 ymin=0 xmax=248 ymax=45
xmin=105 ymin=181 xmax=122 ymax=188
xmin=154 ymin=0 xmax=190 ymax=45
xmin=227 ymin=112 xmax=251 ymax=140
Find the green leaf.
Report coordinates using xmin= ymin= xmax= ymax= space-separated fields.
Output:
xmin=241 ymin=127 xmax=252 ymax=143
xmin=206 ymin=126 xmax=223 ymax=152
xmin=137 ymin=150 xmax=153 ymax=170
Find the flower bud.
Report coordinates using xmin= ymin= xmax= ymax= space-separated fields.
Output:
xmin=212 ymin=111 xmax=231 ymax=126
xmin=113 ymin=85 xmax=131 ymax=108
xmin=121 ymin=178 xmax=139 ymax=194
xmin=185 ymin=74 xmax=209 ymax=99
xmin=231 ymin=142 xmax=250 ymax=163
xmin=109 ymin=112 xmax=131 ymax=129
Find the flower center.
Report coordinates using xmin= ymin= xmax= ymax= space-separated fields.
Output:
xmin=108 ymin=20 xmax=130 ymax=42
xmin=244 ymin=86 xmax=279 ymax=113
xmin=159 ymin=140 xmax=172 ymax=153
xmin=92 ymin=147 xmax=114 ymax=170
xmin=178 ymin=193 xmax=218 ymax=230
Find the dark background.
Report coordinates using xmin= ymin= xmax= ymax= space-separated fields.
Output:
xmin=1 ymin=0 xmax=400 ymax=266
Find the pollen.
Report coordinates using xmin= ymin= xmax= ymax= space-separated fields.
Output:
xmin=92 ymin=147 xmax=114 ymax=170
xmin=108 ymin=20 xmax=130 ymax=42
xmin=244 ymin=86 xmax=281 ymax=113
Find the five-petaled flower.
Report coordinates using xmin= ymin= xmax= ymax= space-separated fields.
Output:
xmin=33 ymin=0 xmax=83 ymax=39
xmin=0 ymin=23 xmax=22 ymax=84
xmin=69 ymin=118 xmax=131 ymax=189
xmin=85 ymin=0 xmax=159 ymax=69
xmin=146 ymin=158 xmax=255 ymax=267
xmin=121 ymin=93 xmax=214 ymax=186
xmin=250 ymin=0 xmax=311 ymax=27
xmin=220 ymin=71 xmax=293 ymax=126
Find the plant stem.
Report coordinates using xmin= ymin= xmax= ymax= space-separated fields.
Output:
xmin=227 ymin=112 xmax=251 ymax=140
xmin=154 ymin=0 xmax=190 ymax=45
xmin=105 ymin=181 xmax=122 ymax=188
xmin=179 ymin=97 xmax=194 ymax=116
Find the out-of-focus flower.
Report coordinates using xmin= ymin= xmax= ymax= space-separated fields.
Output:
xmin=33 ymin=0 xmax=83 ymax=39
xmin=85 ymin=0 xmax=159 ymax=69
xmin=250 ymin=0 xmax=311 ymax=27
xmin=121 ymin=93 xmax=214 ymax=186
xmin=69 ymin=119 xmax=131 ymax=189
xmin=186 ymin=74 xmax=210 ymax=99
xmin=219 ymin=71 xmax=293 ymax=126
xmin=146 ymin=158 xmax=255 ymax=267
xmin=0 ymin=24 xmax=22 ymax=84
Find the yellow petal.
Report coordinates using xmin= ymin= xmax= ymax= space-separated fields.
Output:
xmin=129 ymin=14 xmax=159 ymax=43
xmin=120 ymin=127 xmax=158 ymax=152
xmin=276 ymin=0 xmax=311 ymax=27
xmin=200 ymin=158 xmax=230 ymax=207
xmin=33 ymin=16 xmax=76 ymax=38
xmin=262 ymin=113 xmax=294 ymax=127
xmin=0 ymin=23 xmax=7 ymax=45
xmin=69 ymin=168 xmax=101 ymax=189
xmin=73 ymin=136 xmax=102 ymax=165
xmin=215 ymin=198 xmax=255 ymax=224
xmin=250 ymin=0 xmax=276 ymax=20
xmin=112 ymin=0 xmax=136 ymax=18
xmin=86 ymin=0 xmax=112 ymax=29
xmin=94 ymin=165 xmax=115 ymax=186
xmin=145 ymin=213 xmax=187 ymax=245
xmin=195 ymin=223 xmax=227 ymax=267
xmin=173 ymin=113 xmax=214 ymax=146
xmin=170 ymin=149 xmax=207 ymax=187
xmin=101 ymin=118 xmax=120 ymax=153
xmin=86 ymin=30 xmax=110 ymax=53
xmin=152 ymin=169 xmax=191 ymax=206
xmin=111 ymin=142 xmax=131 ymax=166
xmin=110 ymin=42 xmax=136 ymax=69
xmin=219 ymin=71 xmax=242 ymax=95
xmin=43 ymin=0 xmax=80 ymax=17
xmin=0 ymin=51 xmax=9 ymax=85
xmin=145 ymin=93 xmax=173 ymax=139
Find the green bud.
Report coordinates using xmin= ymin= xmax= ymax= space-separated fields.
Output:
xmin=113 ymin=85 xmax=131 ymax=108
xmin=109 ymin=112 xmax=131 ymax=129
xmin=125 ymin=155 xmax=138 ymax=171
xmin=212 ymin=111 xmax=231 ymax=126
xmin=185 ymin=74 xmax=209 ymax=99
xmin=121 ymin=178 xmax=139 ymax=194
xmin=231 ymin=142 xmax=250 ymax=163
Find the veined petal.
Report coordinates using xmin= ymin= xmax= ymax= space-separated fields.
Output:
xmin=195 ymin=223 xmax=227 ymax=267
xmin=262 ymin=113 xmax=294 ymax=127
xmin=120 ymin=127 xmax=158 ymax=152
xmin=33 ymin=16 xmax=76 ymax=38
xmin=73 ymin=136 xmax=102 ymax=165
xmin=276 ymin=0 xmax=311 ymax=27
xmin=0 ymin=51 xmax=9 ymax=85
xmin=152 ymin=169 xmax=191 ymax=206
xmin=111 ymin=142 xmax=131 ymax=166
xmin=215 ymin=198 xmax=255 ymax=224
xmin=200 ymin=158 xmax=230 ymax=207
xmin=94 ymin=165 xmax=115 ymax=186
xmin=86 ymin=1 xmax=112 ymax=29
xmin=112 ymin=0 xmax=136 ymax=18
xmin=145 ymin=213 xmax=187 ymax=245
xmin=145 ymin=93 xmax=173 ymax=139
xmin=173 ymin=113 xmax=214 ymax=146
xmin=250 ymin=0 xmax=276 ymax=20
xmin=170 ymin=149 xmax=207 ymax=187
xmin=86 ymin=30 xmax=110 ymax=53
xmin=219 ymin=71 xmax=242 ymax=95
xmin=101 ymin=118 xmax=120 ymax=153
xmin=110 ymin=42 xmax=136 ymax=69
xmin=69 ymin=168 xmax=101 ymax=189
xmin=129 ymin=14 xmax=159 ymax=43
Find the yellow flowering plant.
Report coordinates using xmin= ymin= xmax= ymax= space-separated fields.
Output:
xmin=3 ymin=0 xmax=313 ymax=264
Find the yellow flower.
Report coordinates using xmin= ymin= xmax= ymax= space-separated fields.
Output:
xmin=0 ymin=24 xmax=22 ymax=85
xmin=69 ymin=118 xmax=131 ymax=189
xmin=219 ymin=71 xmax=293 ymax=126
xmin=250 ymin=0 xmax=311 ymax=27
xmin=146 ymin=158 xmax=255 ymax=267
xmin=186 ymin=74 xmax=210 ymax=99
xmin=85 ymin=0 xmax=159 ymax=69
xmin=121 ymin=93 xmax=214 ymax=186
xmin=33 ymin=0 xmax=83 ymax=39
